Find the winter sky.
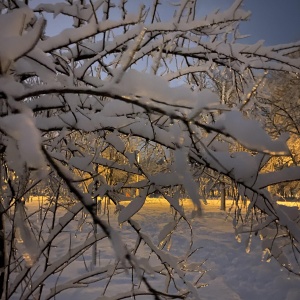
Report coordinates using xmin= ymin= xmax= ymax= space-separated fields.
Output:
xmin=181 ymin=0 xmax=300 ymax=45
xmin=31 ymin=0 xmax=300 ymax=46
xmin=238 ymin=0 xmax=300 ymax=45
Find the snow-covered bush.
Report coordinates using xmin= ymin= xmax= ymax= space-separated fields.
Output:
xmin=0 ymin=0 xmax=300 ymax=299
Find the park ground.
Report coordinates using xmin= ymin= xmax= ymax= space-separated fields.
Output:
xmin=20 ymin=197 xmax=300 ymax=300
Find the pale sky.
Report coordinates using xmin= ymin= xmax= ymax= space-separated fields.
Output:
xmin=241 ymin=0 xmax=300 ymax=45
xmin=190 ymin=0 xmax=300 ymax=45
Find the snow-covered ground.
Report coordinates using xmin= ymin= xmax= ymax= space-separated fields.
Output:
xmin=21 ymin=198 xmax=300 ymax=300
xmin=132 ymin=199 xmax=300 ymax=300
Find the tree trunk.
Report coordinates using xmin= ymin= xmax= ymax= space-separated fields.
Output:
xmin=0 ymin=204 xmax=5 ymax=299
xmin=0 ymin=156 xmax=5 ymax=298
xmin=220 ymin=182 xmax=226 ymax=211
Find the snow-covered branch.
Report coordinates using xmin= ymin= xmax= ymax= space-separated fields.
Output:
xmin=1 ymin=0 xmax=300 ymax=299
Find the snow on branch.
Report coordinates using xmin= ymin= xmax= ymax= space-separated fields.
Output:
xmin=1 ymin=0 xmax=300 ymax=299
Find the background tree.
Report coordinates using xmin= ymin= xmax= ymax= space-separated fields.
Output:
xmin=255 ymin=53 xmax=300 ymax=198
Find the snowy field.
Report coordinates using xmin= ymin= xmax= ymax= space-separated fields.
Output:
xmin=20 ymin=198 xmax=300 ymax=300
